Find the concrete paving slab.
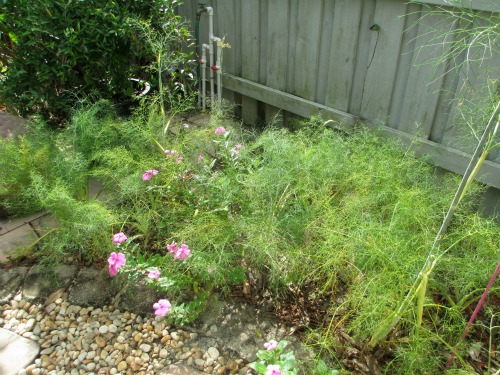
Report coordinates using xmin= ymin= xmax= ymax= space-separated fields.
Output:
xmin=117 ymin=279 xmax=163 ymax=315
xmin=0 ymin=224 xmax=38 ymax=265
xmin=30 ymin=213 xmax=58 ymax=237
xmin=22 ymin=265 xmax=78 ymax=302
xmin=0 ymin=211 xmax=47 ymax=235
xmin=68 ymin=267 xmax=122 ymax=307
xmin=158 ymin=362 xmax=204 ymax=375
xmin=187 ymin=113 xmax=211 ymax=127
xmin=88 ymin=177 xmax=111 ymax=202
xmin=0 ymin=267 xmax=29 ymax=304
xmin=0 ymin=327 xmax=39 ymax=375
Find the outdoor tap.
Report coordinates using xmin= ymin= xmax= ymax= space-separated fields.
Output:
xmin=197 ymin=4 xmax=208 ymax=17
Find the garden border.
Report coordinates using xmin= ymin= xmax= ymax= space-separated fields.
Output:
xmin=222 ymin=73 xmax=500 ymax=190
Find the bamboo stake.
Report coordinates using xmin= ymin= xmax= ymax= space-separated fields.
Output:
xmin=369 ymin=101 xmax=500 ymax=349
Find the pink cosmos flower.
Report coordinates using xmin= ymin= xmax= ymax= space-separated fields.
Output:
xmin=214 ymin=127 xmax=226 ymax=135
xmin=167 ymin=241 xmax=178 ymax=254
xmin=265 ymin=364 xmax=281 ymax=375
xmin=148 ymin=269 xmax=160 ymax=280
xmin=174 ymin=244 xmax=191 ymax=261
xmin=142 ymin=169 xmax=158 ymax=181
xmin=176 ymin=156 xmax=184 ymax=163
xmin=112 ymin=232 xmax=127 ymax=245
xmin=153 ymin=299 xmax=171 ymax=316
xmin=108 ymin=252 xmax=126 ymax=276
xmin=264 ymin=340 xmax=278 ymax=351
xmin=198 ymin=153 xmax=204 ymax=163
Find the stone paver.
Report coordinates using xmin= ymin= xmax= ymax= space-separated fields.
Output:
xmin=0 ymin=224 xmax=38 ymax=264
xmin=158 ymin=362 xmax=204 ymax=375
xmin=68 ymin=267 xmax=122 ymax=307
xmin=29 ymin=213 xmax=58 ymax=237
xmin=0 ymin=211 xmax=47 ymax=235
xmin=117 ymin=278 xmax=163 ymax=315
xmin=0 ymin=267 xmax=29 ymax=304
xmin=0 ymin=328 xmax=39 ymax=375
xmin=22 ymin=265 xmax=78 ymax=302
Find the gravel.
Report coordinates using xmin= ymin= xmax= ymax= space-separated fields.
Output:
xmin=1 ymin=293 xmax=251 ymax=375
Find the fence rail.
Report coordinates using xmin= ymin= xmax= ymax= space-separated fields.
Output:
xmin=179 ymin=0 xmax=500 ymax=189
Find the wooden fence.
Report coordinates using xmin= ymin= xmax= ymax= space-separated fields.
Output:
xmin=178 ymin=0 xmax=500 ymax=189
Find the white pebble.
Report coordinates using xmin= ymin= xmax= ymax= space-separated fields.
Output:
xmin=108 ymin=324 xmax=117 ymax=333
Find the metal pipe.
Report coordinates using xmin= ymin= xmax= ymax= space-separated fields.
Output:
xmin=201 ymin=44 xmax=210 ymax=110
xmin=214 ymin=37 xmax=223 ymax=106
xmin=195 ymin=5 xmax=208 ymax=107
xmin=206 ymin=7 xmax=215 ymax=105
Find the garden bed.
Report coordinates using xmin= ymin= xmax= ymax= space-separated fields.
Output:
xmin=1 ymin=102 xmax=499 ymax=374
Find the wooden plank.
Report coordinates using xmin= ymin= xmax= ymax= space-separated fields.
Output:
xmin=265 ymin=0 xmax=288 ymax=127
xmin=360 ymin=0 xmax=407 ymax=123
xmin=440 ymin=15 xmax=500 ymax=156
xmin=214 ymin=0 xmax=236 ymax=76
xmin=388 ymin=3 xmax=421 ymax=129
xmin=429 ymin=15 xmax=465 ymax=144
xmin=240 ymin=0 xmax=261 ymax=125
xmin=286 ymin=0 xmax=299 ymax=95
xmin=398 ymin=9 xmax=452 ymax=136
xmin=266 ymin=0 xmax=288 ymax=91
xmin=213 ymin=0 xmax=237 ymax=106
xmin=223 ymin=73 xmax=500 ymax=189
xmin=410 ymin=0 xmax=500 ymax=12
xmin=314 ymin=0 xmax=336 ymax=105
xmin=223 ymin=74 xmax=357 ymax=127
xmin=363 ymin=122 xmax=500 ymax=189
xmin=265 ymin=105 xmax=284 ymax=127
xmin=349 ymin=0 xmax=376 ymax=115
xmin=259 ymin=0 xmax=269 ymax=84
xmin=292 ymin=0 xmax=323 ymax=100
xmin=324 ymin=0 xmax=363 ymax=112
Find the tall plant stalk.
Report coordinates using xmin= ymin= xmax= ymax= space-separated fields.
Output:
xmin=369 ymin=101 xmax=500 ymax=348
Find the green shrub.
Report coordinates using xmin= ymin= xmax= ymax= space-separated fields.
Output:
xmin=0 ymin=0 xmax=193 ymax=124
xmin=0 ymin=119 xmax=89 ymax=216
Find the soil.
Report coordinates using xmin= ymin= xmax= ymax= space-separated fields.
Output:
xmin=0 ymin=108 xmax=27 ymax=138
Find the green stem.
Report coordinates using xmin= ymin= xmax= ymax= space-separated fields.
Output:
xmin=368 ymin=101 xmax=500 ymax=348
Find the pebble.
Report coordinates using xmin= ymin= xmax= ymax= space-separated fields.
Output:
xmin=1 ymin=293 xmax=249 ymax=375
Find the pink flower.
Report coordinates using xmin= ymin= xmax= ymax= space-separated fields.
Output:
xmin=112 ymin=232 xmax=127 ymax=245
xmin=235 ymin=143 xmax=242 ymax=149
xmin=142 ymin=169 xmax=158 ymax=181
xmin=167 ymin=241 xmax=178 ymax=254
xmin=198 ymin=153 xmax=204 ymax=163
xmin=165 ymin=149 xmax=178 ymax=157
xmin=176 ymin=156 xmax=184 ymax=163
xmin=174 ymin=244 xmax=191 ymax=261
xmin=108 ymin=252 xmax=126 ymax=276
xmin=265 ymin=364 xmax=281 ymax=375
xmin=148 ymin=269 xmax=160 ymax=280
xmin=153 ymin=299 xmax=171 ymax=316
xmin=214 ymin=127 xmax=226 ymax=135
xmin=264 ymin=340 xmax=278 ymax=351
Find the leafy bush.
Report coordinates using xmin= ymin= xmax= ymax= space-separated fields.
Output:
xmin=0 ymin=119 xmax=89 ymax=216
xmin=0 ymin=0 xmax=193 ymax=124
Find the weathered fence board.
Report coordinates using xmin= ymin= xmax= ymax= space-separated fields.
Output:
xmin=324 ymin=0 xmax=363 ymax=112
xmin=179 ymin=0 xmax=500 ymax=188
xmin=240 ymin=0 xmax=261 ymax=125
xmin=360 ymin=0 xmax=407 ymax=123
